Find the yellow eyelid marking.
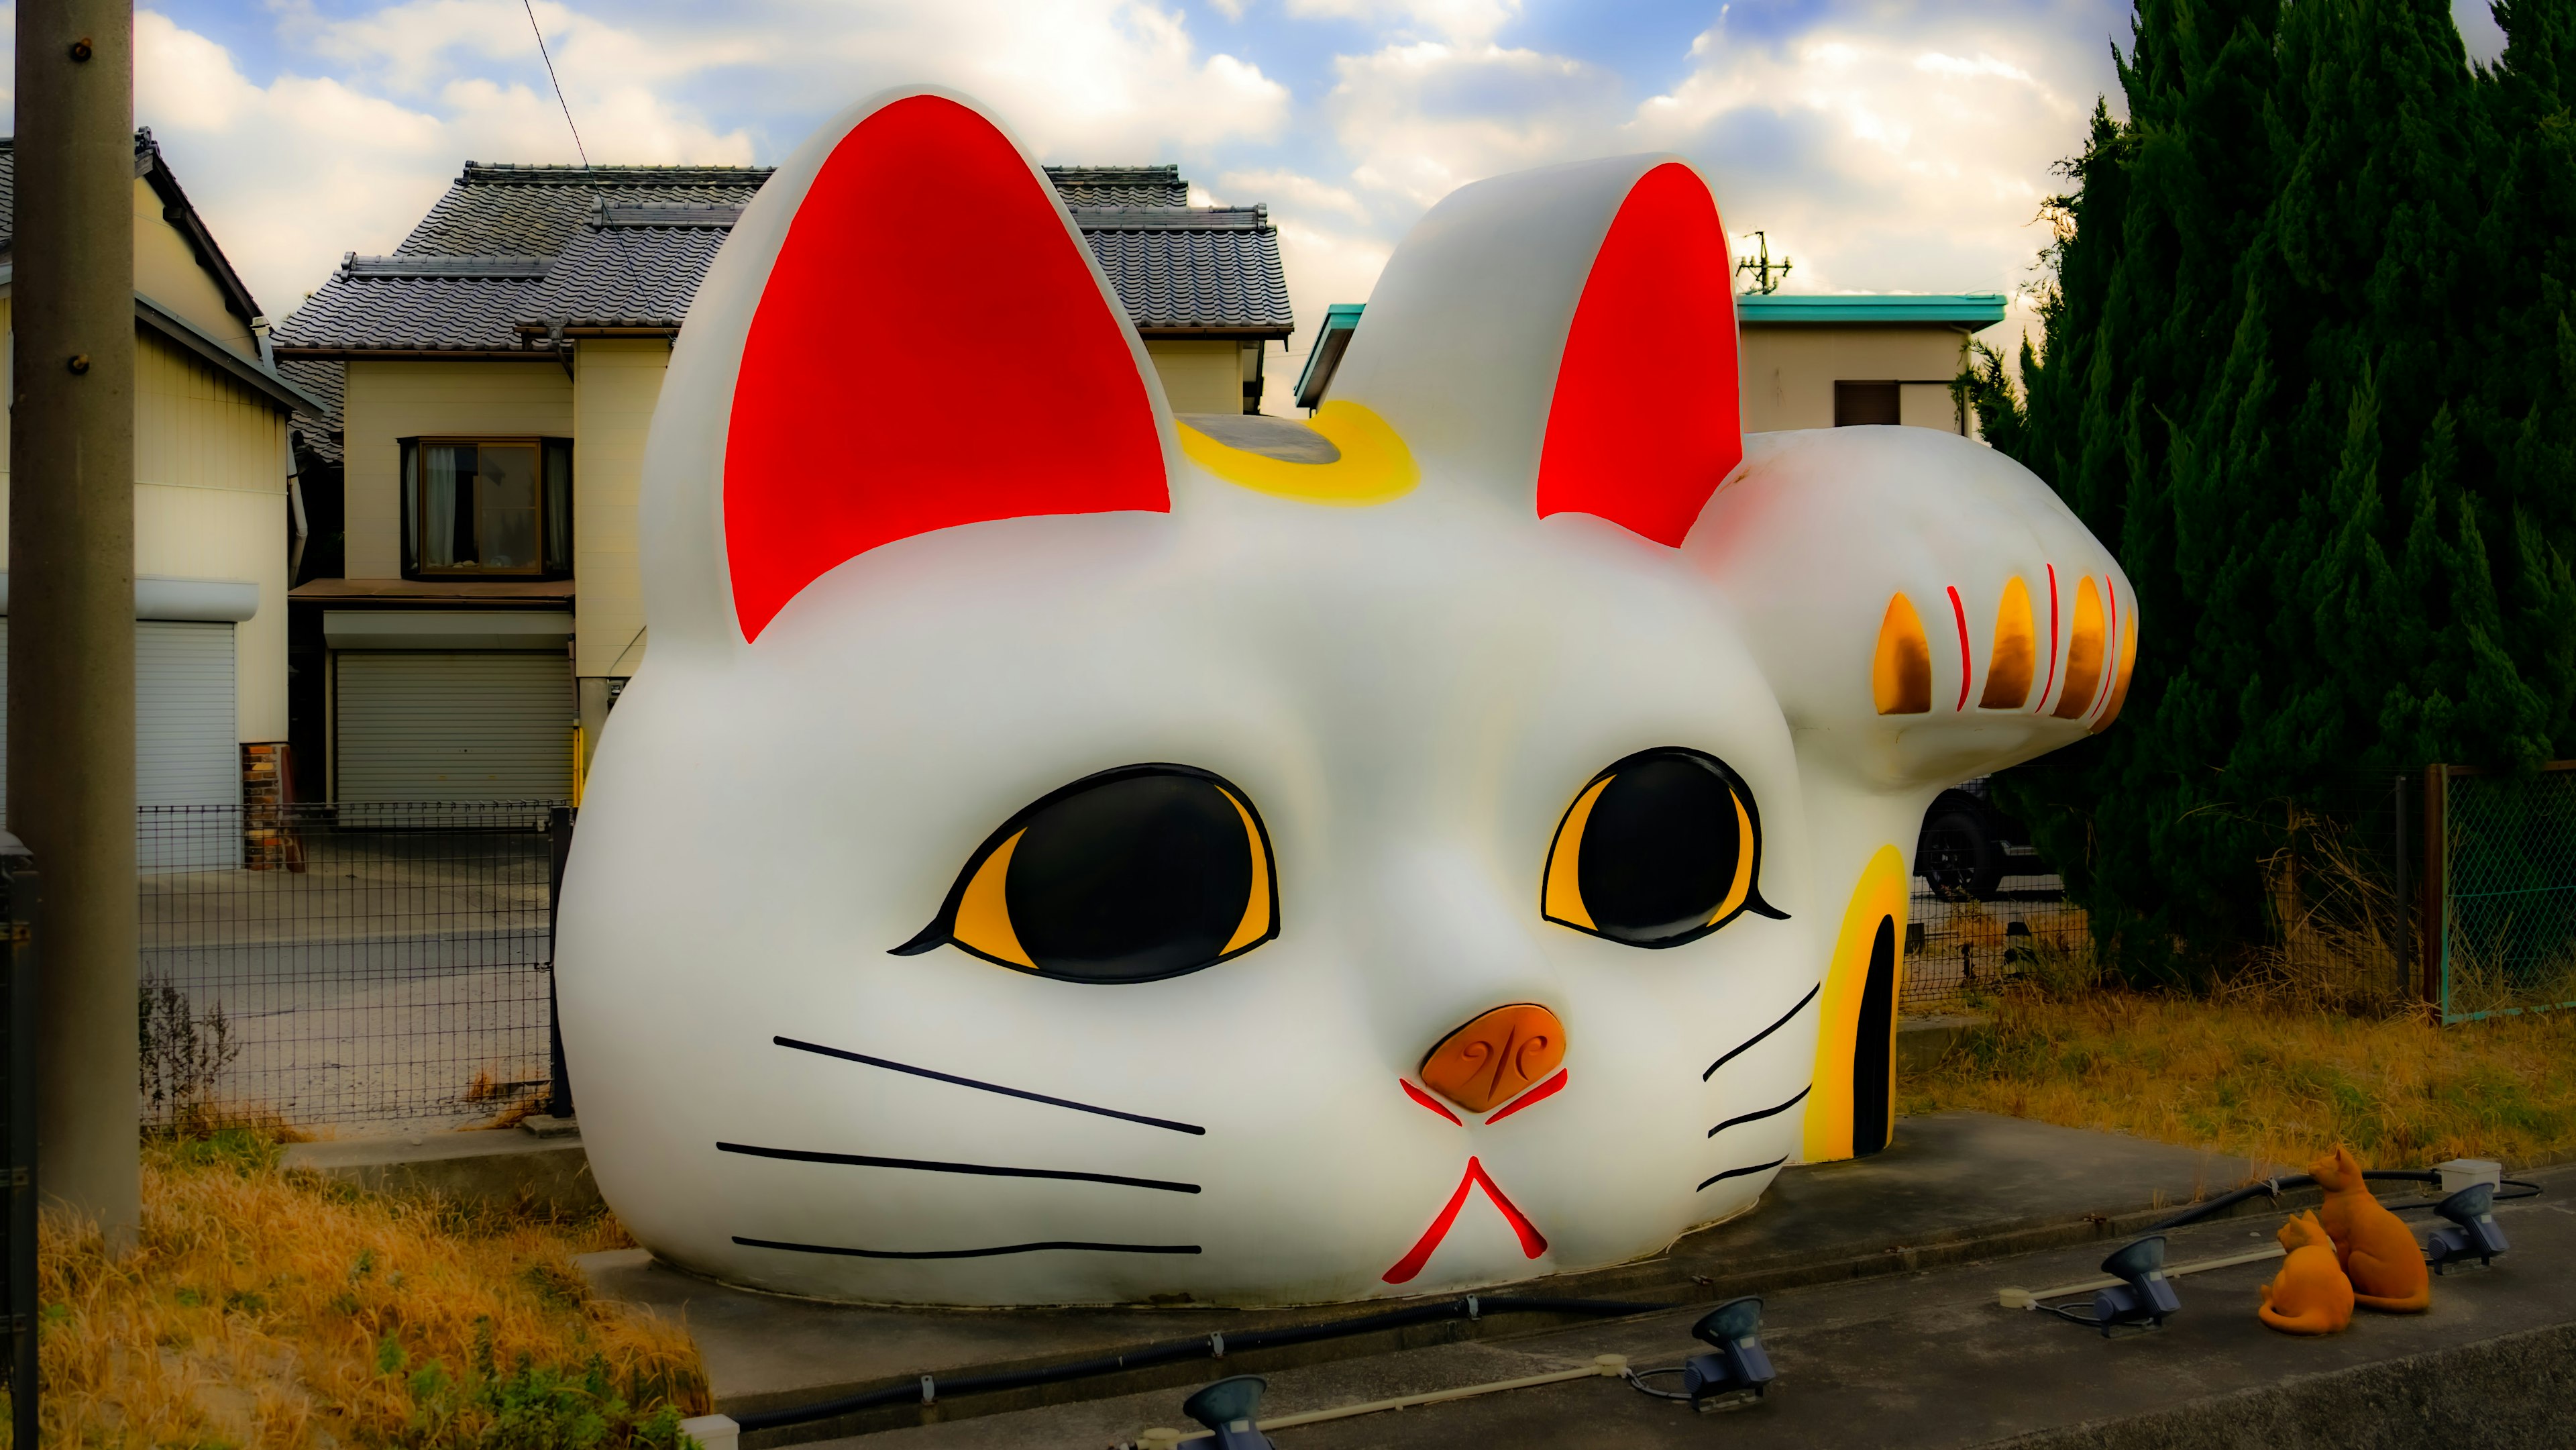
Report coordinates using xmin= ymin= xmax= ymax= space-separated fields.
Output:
xmin=1872 ymin=593 xmax=1931 ymax=715
xmin=1220 ymin=788 xmax=1272 ymax=955
xmin=1542 ymin=776 xmax=1611 ymax=931
xmin=1980 ymin=576 xmax=2035 ymax=709
xmin=1178 ymin=400 xmax=1419 ymax=506
xmin=953 ymin=829 xmax=1035 ymax=969
xmin=1711 ymin=788 xmax=1756 ymax=925
xmin=2052 ymin=576 xmax=2105 ymax=719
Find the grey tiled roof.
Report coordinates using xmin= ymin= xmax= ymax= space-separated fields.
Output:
xmin=277 ymin=358 xmax=345 ymax=466
xmin=1045 ymin=165 xmax=1188 ymax=207
xmin=528 ymin=225 xmax=726 ymax=329
xmin=400 ymin=165 xmax=768 ymax=258
xmin=274 ymin=159 xmax=1290 ymax=354
xmin=1085 ymin=223 xmax=1293 ymax=332
xmin=274 ymin=270 xmax=544 ymax=350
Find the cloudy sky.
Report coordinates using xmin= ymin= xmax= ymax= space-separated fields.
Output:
xmin=35 ymin=0 xmax=2515 ymax=397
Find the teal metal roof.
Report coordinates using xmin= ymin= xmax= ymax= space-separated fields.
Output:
xmin=1733 ymin=293 xmax=2007 ymax=327
xmin=1294 ymin=302 xmax=1366 ymax=409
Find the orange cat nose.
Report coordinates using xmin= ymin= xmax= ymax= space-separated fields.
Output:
xmin=1419 ymin=1004 xmax=1566 ymax=1114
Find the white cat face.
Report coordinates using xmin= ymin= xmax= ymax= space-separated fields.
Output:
xmin=555 ymin=88 xmax=2137 ymax=1308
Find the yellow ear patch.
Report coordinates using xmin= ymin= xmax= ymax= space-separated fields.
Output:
xmin=1178 ymin=400 xmax=1419 ymax=506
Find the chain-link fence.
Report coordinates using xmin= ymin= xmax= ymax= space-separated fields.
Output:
xmin=2438 ymin=766 xmax=2576 ymax=1022
xmin=1896 ymin=770 xmax=2423 ymax=1016
xmin=138 ymin=802 xmax=564 ymax=1131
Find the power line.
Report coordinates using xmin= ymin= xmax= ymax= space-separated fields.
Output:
xmin=521 ymin=0 xmax=590 ymax=168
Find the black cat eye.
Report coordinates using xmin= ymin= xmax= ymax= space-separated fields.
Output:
xmin=1542 ymin=746 xmax=1784 ymax=948
xmin=894 ymin=764 xmax=1279 ymax=983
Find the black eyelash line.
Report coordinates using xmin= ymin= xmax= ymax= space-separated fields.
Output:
xmin=716 ymin=1142 xmax=1199 ymax=1194
xmin=1696 ymin=1155 xmax=1790 ymax=1192
xmin=887 ymin=760 xmax=1280 ymax=983
xmin=771 ymin=1036 xmax=1208 ymax=1135
xmin=1705 ymin=1085 xmax=1811 ymax=1138
xmin=735 ymin=1236 xmax=1201 ymax=1260
xmin=1543 ymin=745 xmax=1790 ymax=951
xmin=1701 ymin=983 xmax=1821 ymax=1081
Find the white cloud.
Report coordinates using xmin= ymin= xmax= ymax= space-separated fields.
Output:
xmin=1629 ymin=9 xmax=2112 ymax=299
xmin=1285 ymin=0 xmax=1520 ymax=44
xmin=135 ymin=7 xmax=752 ymax=313
xmin=123 ymin=1 xmax=1290 ymax=317
xmin=1327 ymin=40 xmax=1623 ymax=207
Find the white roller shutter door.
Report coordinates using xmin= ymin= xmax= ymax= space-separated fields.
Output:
xmin=336 ymin=652 xmax=572 ymax=802
xmin=0 ymin=618 xmax=240 ymax=869
xmin=136 ymin=621 xmax=241 ymax=809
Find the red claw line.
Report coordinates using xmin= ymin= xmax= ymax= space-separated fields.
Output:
xmin=1381 ymin=1156 xmax=1548 ymax=1284
xmin=2035 ymin=564 xmax=2059 ymax=713
xmin=1400 ymin=1078 xmax=1462 ymax=1125
xmin=1946 ymin=585 xmax=1972 ymax=711
xmin=1483 ymin=1068 xmax=1568 ymax=1125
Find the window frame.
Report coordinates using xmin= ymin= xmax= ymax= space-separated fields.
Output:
xmin=399 ymin=435 xmax=574 ymax=580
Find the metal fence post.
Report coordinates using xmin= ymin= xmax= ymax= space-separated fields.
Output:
xmin=2392 ymin=773 xmax=2410 ymax=1003
xmin=2421 ymin=764 xmax=2449 ymax=1017
xmin=546 ymin=807 xmax=577 ymax=1120
xmin=4 ymin=838 xmax=41 ymax=1449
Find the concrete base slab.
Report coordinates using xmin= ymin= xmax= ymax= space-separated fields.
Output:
xmin=580 ymin=1112 xmax=2297 ymax=1444
xmin=282 ymin=1127 xmax=601 ymax=1216
xmin=825 ymin=1163 xmax=2576 ymax=1449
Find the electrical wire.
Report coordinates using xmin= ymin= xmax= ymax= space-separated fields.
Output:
xmin=729 ymin=1293 xmax=1670 ymax=1433
xmin=520 ymin=0 xmax=590 ymax=168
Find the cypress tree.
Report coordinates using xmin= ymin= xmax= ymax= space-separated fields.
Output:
xmin=1960 ymin=0 xmax=2576 ymax=975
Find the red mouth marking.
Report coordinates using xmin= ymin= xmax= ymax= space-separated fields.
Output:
xmin=1383 ymin=1156 xmax=1547 ymax=1284
xmin=1483 ymin=1068 xmax=1567 ymax=1124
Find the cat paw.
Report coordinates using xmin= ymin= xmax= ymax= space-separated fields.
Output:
xmin=1690 ymin=425 xmax=2136 ymax=788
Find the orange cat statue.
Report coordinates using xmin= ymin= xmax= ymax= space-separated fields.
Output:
xmin=2257 ymin=1211 xmax=2354 ymax=1335
xmin=2311 ymin=1144 xmax=2431 ymax=1312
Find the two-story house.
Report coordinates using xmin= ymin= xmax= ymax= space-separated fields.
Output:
xmin=273 ymin=162 xmax=1292 ymax=805
xmin=0 ymin=130 xmax=323 ymax=867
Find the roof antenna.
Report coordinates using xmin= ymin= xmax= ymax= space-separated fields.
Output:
xmin=521 ymin=0 xmax=590 ymax=168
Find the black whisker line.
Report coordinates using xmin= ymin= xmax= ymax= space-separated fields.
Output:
xmin=772 ymin=1036 xmax=1206 ymax=1135
xmin=1702 ymin=984 xmax=1821 ymax=1081
xmin=1697 ymin=1155 xmax=1790 ymax=1192
xmin=1706 ymin=1085 xmax=1811 ymax=1138
xmin=716 ymin=1142 xmax=1199 ymax=1194
xmin=735 ymin=1235 xmax=1201 ymax=1260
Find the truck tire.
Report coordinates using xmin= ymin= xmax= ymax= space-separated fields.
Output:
xmin=1920 ymin=810 xmax=2004 ymax=900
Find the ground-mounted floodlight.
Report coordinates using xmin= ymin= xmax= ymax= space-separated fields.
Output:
xmin=2426 ymin=1182 xmax=2510 ymax=1275
xmin=1679 ymin=1296 xmax=1776 ymax=1410
xmin=2086 ymin=1235 xmax=2182 ymax=1337
xmin=1181 ymin=1375 xmax=1277 ymax=1450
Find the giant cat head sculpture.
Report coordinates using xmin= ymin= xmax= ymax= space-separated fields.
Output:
xmin=556 ymin=87 xmax=2137 ymax=1308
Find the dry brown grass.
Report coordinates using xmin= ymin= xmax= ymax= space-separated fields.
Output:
xmin=9 ymin=1126 xmax=705 ymax=1448
xmin=1908 ymin=986 xmax=2576 ymax=1176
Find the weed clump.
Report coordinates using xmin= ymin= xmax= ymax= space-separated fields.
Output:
xmin=11 ymin=1123 xmax=704 ymax=1447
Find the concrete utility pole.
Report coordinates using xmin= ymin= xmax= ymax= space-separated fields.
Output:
xmin=11 ymin=0 xmax=138 ymax=1249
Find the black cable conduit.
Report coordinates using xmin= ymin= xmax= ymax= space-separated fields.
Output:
xmin=729 ymin=1293 xmax=1669 ymax=1433
xmin=2147 ymin=1170 xmax=2540 ymax=1231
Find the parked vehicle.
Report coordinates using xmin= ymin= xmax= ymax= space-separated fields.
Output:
xmin=1916 ymin=777 xmax=2042 ymax=900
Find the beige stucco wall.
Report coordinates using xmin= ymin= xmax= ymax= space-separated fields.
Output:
xmin=1737 ymin=325 xmax=1976 ymax=434
xmin=0 ymin=299 xmax=291 ymax=741
xmin=342 ymin=360 xmax=576 ymax=579
xmin=571 ymin=340 xmax=665 ymax=678
xmin=1146 ymin=340 xmax=1243 ymax=415
xmin=133 ymin=176 xmax=258 ymax=355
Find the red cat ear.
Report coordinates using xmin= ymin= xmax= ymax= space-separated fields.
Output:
xmin=722 ymin=94 xmax=1170 ymax=641
xmin=1534 ymin=162 xmax=1742 ymax=548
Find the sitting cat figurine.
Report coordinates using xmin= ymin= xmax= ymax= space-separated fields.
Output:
xmin=2257 ymin=1210 xmax=2354 ymax=1335
xmin=555 ymin=87 xmax=2139 ymax=1307
xmin=2312 ymin=1145 xmax=2432 ymax=1312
